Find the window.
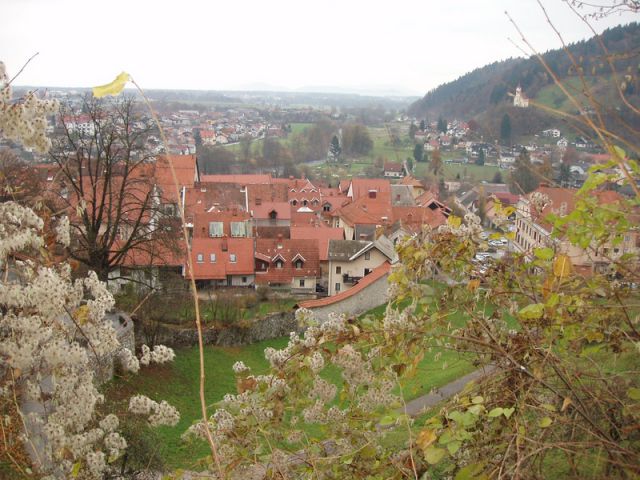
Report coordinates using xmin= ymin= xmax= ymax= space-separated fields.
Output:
xmin=364 ymin=251 xmax=371 ymax=260
xmin=209 ymin=221 xmax=223 ymax=237
xmin=276 ymin=260 xmax=283 ymax=269
xmin=299 ymin=279 xmax=305 ymax=287
xmin=336 ymin=266 xmax=342 ymax=274
xmin=323 ymin=203 xmax=331 ymax=212
xmin=291 ymin=199 xmax=298 ymax=206
xmin=229 ymin=254 xmax=237 ymax=263
xmin=295 ymin=259 xmax=303 ymax=269
xmin=196 ymin=253 xmax=204 ymax=263
xmin=335 ymin=283 xmax=341 ymax=292
xmin=303 ymin=200 xmax=308 ymax=206
xmin=242 ymin=276 xmax=247 ymax=283
xmin=231 ymin=221 xmax=247 ymax=237
xmin=209 ymin=253 xmax=216 ymax=263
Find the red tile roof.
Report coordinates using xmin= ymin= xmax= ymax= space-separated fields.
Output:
xmin=200 ymin=174 xmax=273 ymax=184
xmin=337 ymin=191 xmax=393 ymax=226
xmin=392 ymin=206 xmax=448 ymax=228
xmin=348 ymin=178 xmax=391 ymax=200
xmin=254 ymin=238 xmax=320 ymax=284
xmin=297 ymin=261 xmax=391 ymax=308
xmin=187 ymin=237 xmax=254 ymax=280
xmin=190 ymin=210 xmax=251 ymax=238
xmin=251 ymin=201 xmax=292 ymax=220
xmin=290 ymin=226 xmax=344 ymax=261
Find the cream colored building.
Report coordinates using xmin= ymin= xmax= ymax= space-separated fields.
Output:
xmin=514 ymin=186 xmax=638 ymax=274
xmin=327 ymin=237 xmax=397 ymax=296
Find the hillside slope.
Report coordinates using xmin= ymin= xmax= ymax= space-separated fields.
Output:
xmin=408 ymin=22 xmax=640 ymax=122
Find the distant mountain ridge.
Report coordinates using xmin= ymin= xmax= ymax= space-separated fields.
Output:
xmin=408 ymin=22 xmax=640 ymax=121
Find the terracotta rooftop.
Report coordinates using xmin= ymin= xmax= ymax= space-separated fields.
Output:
xmin=254 ymin=238 xmax=320 ymax=284
xmin=291 ymin=226 xmax=344 ymax=261
xmin=297 ymin=261 xmax=391 ymax=309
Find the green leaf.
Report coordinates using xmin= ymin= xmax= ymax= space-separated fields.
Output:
xmin=541 ymin=403 xmax=556 ymax=412
xmin=379 ymin=414 xmax=397 ymax=426
xmin=71 ymin=462 xmax=81 ymax=478
xmin=471 ymin=395 xmax=484 ymax=404
xmin=424 ymin=446 xmax=446 ymax=465
xmin=447 ymin=440 xmax=461 ymax=455
xmin=539 ymin=416 xmax=553 ymax=428
xmin=502 ymin=407 xmax=515 ymax=418
xmin=613 ymin=145 xmax=626 ymax=161
xmin=578 ymin=172 xmax=607 ymax=195
xmin=628 ymin=388 xmax=640 ymax=401
xmin=518 ymin=303 xmax=544 ymax=320
xmin=488 ymin=407 xmax=504 ymax=417
xmin=534 ymin=247 xmax=554 ymax=260
xmin=455 ymin=462 xmax=488 ymax=480
xmin=468 ymin=404 xmax=484 ymax=415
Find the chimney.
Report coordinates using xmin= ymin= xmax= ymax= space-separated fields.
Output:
xmin=368 ymin=190 xmax=377 ymax=199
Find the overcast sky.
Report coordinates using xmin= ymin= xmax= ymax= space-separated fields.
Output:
xmin=2 ymin=0 xmax=637 ymax=96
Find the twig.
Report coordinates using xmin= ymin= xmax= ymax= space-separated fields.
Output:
xmin=130 ymin=77 xmax=225 ymax=479
xmin=7 ymin=52 xmax=39 ymax=86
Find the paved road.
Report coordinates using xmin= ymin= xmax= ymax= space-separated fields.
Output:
xmin=401 ymin=365 xmax=497 ymax=417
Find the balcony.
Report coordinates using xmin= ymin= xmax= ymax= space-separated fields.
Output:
xmin=342 ymin=274 xmax=362 ymax=284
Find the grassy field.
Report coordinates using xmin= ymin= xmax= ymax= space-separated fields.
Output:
xmin=105 ymin=298 xmax=475 ymax=469
xmin=534 ymin=75 xmax=615 ymax=113
xmin=413 ymin=161 xmax=504 ymax=182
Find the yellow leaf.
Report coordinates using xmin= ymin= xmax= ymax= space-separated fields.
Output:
xmin=74 ymin=305 xmax=90 ymax=325
xmin=92 ymin=72 xmax=130 ymax=98
xmin=539 ymin=416 xmax=553 ymax=428
xmin=416 ymin=428 xmax=437 ymax=452
xmin=561 ymin=397 xmax=572 ymax=412
xmin=448 ymin=215 xmax=461 ymax=228
xmin=553 ymin=255 xmax=572 ymax=278
xmin=468 ymin=279 xmax=480 ymax=291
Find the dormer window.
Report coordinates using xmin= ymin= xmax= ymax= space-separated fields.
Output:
xmin=291 ymin=199 xmax=298 ymax=206
xmin=275 ymin=260 xmax=283 ymax=269
xmin=295 ymin=259 xmax=303 ymax=269
xmin=269 ymin=210 xmax=277 ymax=220
xmin=303 ymin=200 xmax=308 ymax=206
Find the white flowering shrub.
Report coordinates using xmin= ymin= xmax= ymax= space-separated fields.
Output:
xmin=0 ymin=65 xmax=179 ymax=479
xmin=0 ymin=62 xmax=59 ymax=153
xmin=0 ymin=201 xmax=180 ymax=479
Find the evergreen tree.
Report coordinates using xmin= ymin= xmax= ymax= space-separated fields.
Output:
xmin=475 ymin=148 xmax=485 ymax=166
xmin=413 ymin=142 xmax=424 ymax=163
xmin=409 ymin=123 xmax=418 ymax=140
xmin=419 ymin=119 xmax=426 ymax=131
xmin=437 ymin=116 xmax=447 ymax=133
xmin=509 ymin=147 xmax=539 ymax=194
xmin=329 ymin=135 xmax=341 ymax=161
xmin=500 ymin=113 xmax=512 ymax=145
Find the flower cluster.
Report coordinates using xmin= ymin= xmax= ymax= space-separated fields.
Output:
xmin=0 ymin=63 xmax=59 ymax=153
xmin=128 ymin=395 xmax=180 ymax=427
xmin=0 ymin=201 xmax=178 ymax=479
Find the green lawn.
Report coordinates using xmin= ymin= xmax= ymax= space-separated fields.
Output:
xmin=105 ymin=297 xmax=476 ymax=470
xmin=414 ymin=161 xmax=503 ymax=182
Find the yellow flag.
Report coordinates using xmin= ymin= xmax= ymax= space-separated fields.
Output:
xmin=553 ymin=254 xmax=572 ymax=278
xmin=92 ymin=72 xmax=130 ymax=98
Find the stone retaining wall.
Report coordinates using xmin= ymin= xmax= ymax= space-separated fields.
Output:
xmin=136 ymin=310 xmax=300 ymax=348
xmin=307 ymin=273 xmax=390 ymax=323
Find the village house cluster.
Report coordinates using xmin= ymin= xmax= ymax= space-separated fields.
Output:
xmin=36 ymin=154 xmax=451 ymax=302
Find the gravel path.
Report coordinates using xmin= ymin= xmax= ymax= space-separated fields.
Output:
xmin=401 ymin=365 xmax=497 ymax=417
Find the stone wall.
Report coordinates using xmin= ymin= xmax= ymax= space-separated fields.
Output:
xmin=137 ymin=310 xmax=300 ymax=348
xmin=307 ymin=273 xmax=390 ymax=323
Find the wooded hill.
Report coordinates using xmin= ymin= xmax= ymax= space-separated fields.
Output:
xmin=408 ymin=22 xmax=640 ymax=132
